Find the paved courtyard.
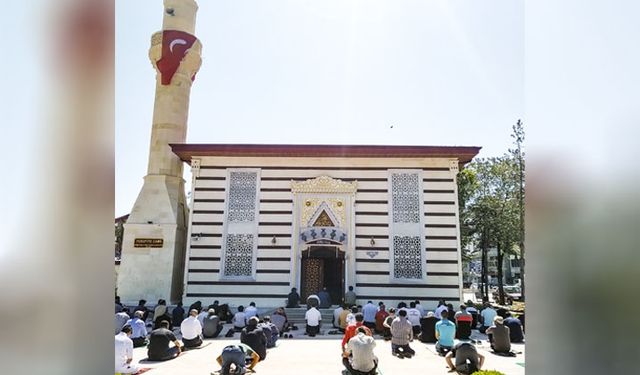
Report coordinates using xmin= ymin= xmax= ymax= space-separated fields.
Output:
xmin=129 ymin=324 xmax=525 ymax=375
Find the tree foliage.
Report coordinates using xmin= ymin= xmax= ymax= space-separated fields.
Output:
xmin=458 ymin=120 xmax=525 ymax=303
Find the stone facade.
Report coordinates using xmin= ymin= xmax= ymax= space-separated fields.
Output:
xmin=171 ymin=146 xmax=480 ymax=310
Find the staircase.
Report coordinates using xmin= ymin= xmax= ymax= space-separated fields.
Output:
xmin=265 ymin=305 xmax=337 ymax=326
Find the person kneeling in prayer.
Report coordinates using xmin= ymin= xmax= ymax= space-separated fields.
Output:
xmin=147 ymin=320 xmax=182 ymax=361
xmin=181 ymin=309 xmax=204 ymax=348
xmin=216 ymin=343 xmax=260 ymax=375
xmin=445 ymin=341 xmax=485 ymax=374
xmin=342 ymin=326 xmax=378 ymax=375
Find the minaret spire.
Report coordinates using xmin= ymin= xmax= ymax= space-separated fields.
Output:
xmin=117 ymin=0 xmax=202 ymax=304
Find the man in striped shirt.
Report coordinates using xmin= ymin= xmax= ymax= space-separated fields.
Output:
xmin=390 ymin=309 xmax=415 ymax=358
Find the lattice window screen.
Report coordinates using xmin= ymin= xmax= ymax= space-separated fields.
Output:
xmin=222 ymin=169 xmax=259 ymax=279
xmin=389 ymin=171 xmax=424 ymax=280
xmin=391 ymin=173 xmax=420 ymax=223
xmin=223 ymin=234 xmax=255 ymax=277
xmin=228 ymin=171 xmax=257 ymax=222
xmin=392 ymin=236 xmax=422 ymax=279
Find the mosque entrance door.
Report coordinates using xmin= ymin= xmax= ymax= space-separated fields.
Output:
xmin=300 ymin=245 xmax=345 ymax=305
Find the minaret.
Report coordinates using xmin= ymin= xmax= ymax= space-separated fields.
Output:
xmin=117 ymin=0 xmax=202 ymax=304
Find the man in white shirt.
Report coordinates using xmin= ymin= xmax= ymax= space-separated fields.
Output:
xmin=342 ymin=327 xmax=378 ymax=375
xmin=333 ymin=305 xmax=344 ymax=329
xmin=435 ymin=299 xmax=448 ymax=320
xmin=407 ymin=302 xmax=422 ymax=335
xmin=346 ymin=306 xmax=358 ymax=326
xmin=362 ymin=301 xmax=377 ymax=331
xmin=415 ymin=300 xmax=425 ymax=317
xmin=305 ymin=306 xmax=322 ymax=337
xmin=244 ymin=302 xmax=258 ymax=321
xmin=180 ymin=309 xmax=203 ymax=348
xmin=233 ymin=305 xmax=247 ymax=332
xmin=115 ymin=307 xmax=130 ymax=334
xmin=115 ymin=325 xmax=139 ymax=374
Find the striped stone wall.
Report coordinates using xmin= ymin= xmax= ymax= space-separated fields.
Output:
xmin=183 ymin=157 xmax=462 ymax=311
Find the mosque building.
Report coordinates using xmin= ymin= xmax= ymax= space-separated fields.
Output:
xmin=117 ymin=0 xmax=480 ymax=310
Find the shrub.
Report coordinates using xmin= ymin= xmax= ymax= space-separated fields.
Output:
xmin=471 ymin=371 xmax=506 ymax=375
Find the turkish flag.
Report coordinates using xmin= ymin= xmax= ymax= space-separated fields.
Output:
xmin=156 ymin=30 xmax=197 ymax=85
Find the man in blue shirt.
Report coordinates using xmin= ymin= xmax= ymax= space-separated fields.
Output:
xmin=362 ymin=301 xmax=377 ymax=331
xmin=435 ymin=310 xmax=456 ymax=356
xmin=124 ymin=310 xmax=148 ymax=347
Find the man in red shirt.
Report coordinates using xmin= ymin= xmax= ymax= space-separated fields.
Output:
xmin=375 ymin=304 xmax=389 ymax=334
xmin=341 ymin=313 xmax=372 ymax=352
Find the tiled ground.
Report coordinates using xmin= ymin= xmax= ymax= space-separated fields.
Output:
xmin=127 ymin=323 xmax=525 ymax=375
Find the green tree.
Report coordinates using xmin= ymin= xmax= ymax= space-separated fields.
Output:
xmin=509 ymin=119 xmax=525 ymax=300
xmin=457 ymin=168 xmax=478 ymax=263
xmin=458 ymin=120 xmax=525 ymax=304
xmin=465 ymin=156 xmax=521 ymax=303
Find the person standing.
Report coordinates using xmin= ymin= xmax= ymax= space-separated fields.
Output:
xmin=114 ymin=325 xmax=139 ymax=374
xmin=147 ymin=321 xmax=182 ymax=361
xmin=435 ymin=310 xmax=456 ymax=356
xmin=342 ymin=327 xmax=378 ymax=375
xmin=362 ymin=301 xmax=377 ymax=331
xmin=180 ymin=309 xmax=203 ymax=348
xmin=305 ymin=305 xmax=322 ymax=337
xmin=344 ymin=286 xmax=357 ymax=306
xmin=390 ymin=309 xmax=415 ymax=358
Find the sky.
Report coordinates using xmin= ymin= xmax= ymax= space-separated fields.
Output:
xmin=115 ymin=0 xmax=524 ymax=216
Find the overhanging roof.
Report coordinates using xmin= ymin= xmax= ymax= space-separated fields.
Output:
xmin=170 ymin=143 xmax=481 ymax=165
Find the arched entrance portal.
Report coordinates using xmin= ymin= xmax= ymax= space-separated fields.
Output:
xmin=300 ymin=244 xmax=345 ymax=305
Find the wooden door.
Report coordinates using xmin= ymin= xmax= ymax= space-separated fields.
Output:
xmin=301 ymin=258 xmax=324 ymax=301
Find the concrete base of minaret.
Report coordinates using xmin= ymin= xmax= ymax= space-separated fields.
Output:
xmin=117 ymin=175 xmax=188 ymax=304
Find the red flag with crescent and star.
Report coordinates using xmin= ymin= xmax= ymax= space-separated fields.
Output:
xmin=156 ymin=30 xmax=197 ymax=85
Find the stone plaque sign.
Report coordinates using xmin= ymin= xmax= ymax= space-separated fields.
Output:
xmin=134 ymin=238 xmax=164 ymax=248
